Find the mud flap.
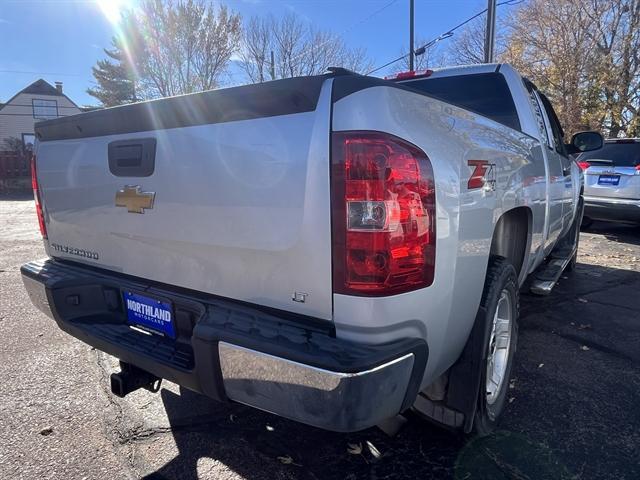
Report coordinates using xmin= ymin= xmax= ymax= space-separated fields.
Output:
xmin=445 ymin=304 xmax=490 ymax=433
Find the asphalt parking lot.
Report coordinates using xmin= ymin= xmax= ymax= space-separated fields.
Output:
xmin=1 ymin=196 xmax=639 ymax=480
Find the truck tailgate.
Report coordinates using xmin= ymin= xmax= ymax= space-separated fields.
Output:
xmin=34 ymin=76 xmax=333 ymax=320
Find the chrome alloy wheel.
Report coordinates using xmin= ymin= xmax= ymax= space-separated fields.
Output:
xmin=485 ymin=290 xmax=513 ymax=406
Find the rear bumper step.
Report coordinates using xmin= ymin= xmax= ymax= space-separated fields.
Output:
xmin=21 ymin=258 xmax=427 ymax=432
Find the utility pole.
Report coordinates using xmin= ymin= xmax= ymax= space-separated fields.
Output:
xmin=270 ymin=50 xmax=276 ymax=80
xmin=483 ymin=0 xmax=497 ymax=63
xmin=409 ymin=0 xmax=415 ymax=71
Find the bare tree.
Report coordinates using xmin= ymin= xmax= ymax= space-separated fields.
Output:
xmin=502 ymin=0 xmax=602 ymax=136
xmin=239 ymin=13 xmax=373 ymax=82
xmin=396 ymin=38 xmax=447 ymax=72
xmin=502 ymin=0 xmax=640 ymax=137
xmin=443 ymin=15 xmax=509 ymax=66
xmin=240 ymin=17 xmax=272 ymax=82
xmin=341 ymin=46 xmax=375 ymax=75
xmin=447 ymin=17 xmax=488 ymax=65
xmin=272 ymin=14 xmax=308 ymax=78
xmin=133 ymin=0 xmax=241 ymax=97
xmin=580 ymin=0 xmax=640 ymax=137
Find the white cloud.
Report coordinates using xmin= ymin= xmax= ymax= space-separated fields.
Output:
xmin=283 ymin=4 xmax=311 ymax=24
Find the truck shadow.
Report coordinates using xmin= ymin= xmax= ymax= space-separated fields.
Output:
xmin=582 ymin=220 xmax=640 ymax=246
xmin=143 ymin=387 xmax=573 ymax=480
xmin=142 ymin=259 xmax=640 ymax=480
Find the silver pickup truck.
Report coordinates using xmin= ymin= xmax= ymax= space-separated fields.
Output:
xmin=21 ymin=64 xmax=602 ymax=436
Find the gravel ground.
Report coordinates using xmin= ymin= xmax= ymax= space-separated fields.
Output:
xmin=1 ymin=197 xmax=639 ymax=480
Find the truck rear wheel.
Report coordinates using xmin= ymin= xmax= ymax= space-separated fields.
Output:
xmin=472 ymin=257 xmax=519 ymax=436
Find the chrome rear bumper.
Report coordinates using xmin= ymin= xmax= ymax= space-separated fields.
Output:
xmin=21 ymin=258 xmax=428 ymax=433
xmin=584 ymin=196 xmax=640 ymax=222
xmin=219 ymin=342 xmax=415 ymax=432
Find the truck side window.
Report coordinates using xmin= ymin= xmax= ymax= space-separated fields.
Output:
xmin=539 ymin=93 xmax=568 ymax=158
xmin=523 ymin=79 xmax=554 ymax=150
xmin=528 ymin=90 xmax=553 ymax=149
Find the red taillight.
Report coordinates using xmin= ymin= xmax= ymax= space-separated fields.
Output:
xmin=635 ymin=164 xmax=640 ymax=171
xmin=577 ymin=161 xmax=590 ymax=170
xmin=331 ymin=132 xmax=436 ymax=296
xmin=31 ymin=155 xmax=47 ymax=238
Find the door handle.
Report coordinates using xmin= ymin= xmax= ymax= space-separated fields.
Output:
xmin=108 ymin=138 xmax=156 ymax=177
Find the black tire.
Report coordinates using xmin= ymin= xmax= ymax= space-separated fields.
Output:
xmin=472 ymin=256 xmax=519 ymax=437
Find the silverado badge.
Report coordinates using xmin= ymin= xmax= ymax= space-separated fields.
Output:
xmin=115 ymin=185 xmax=155 ymax=214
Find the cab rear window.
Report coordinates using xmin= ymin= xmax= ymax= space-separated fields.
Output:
xmin=402 ymin=72 xmax=521 ymax=132
xmin=579 ymin=142 xmax=640 ymax=167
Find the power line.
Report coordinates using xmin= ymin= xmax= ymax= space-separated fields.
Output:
xmin=289 ymin=0 xmax=401 ymax=66
xmin=366 ymin=53 xmax=411 ymax=76
xmin=346 ymin=0 xmax=401 ymax=35
xmin=0 ymin=70 xmax=84 ymax=77
xmin=366 ymin=0 xmax=523 ymax=75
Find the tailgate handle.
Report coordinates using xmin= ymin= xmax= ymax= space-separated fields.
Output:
xmin=108 ymin=138 xmax=156 ymax=177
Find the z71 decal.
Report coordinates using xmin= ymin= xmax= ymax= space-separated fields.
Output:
xmin=467 ymin=160 xmax=496 ymax=191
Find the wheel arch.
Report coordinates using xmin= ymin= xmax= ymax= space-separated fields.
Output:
xmin=489 ymin=206 xmax=532 ymax=285
xmin=412 ymin=208 xmax=532 ymax=431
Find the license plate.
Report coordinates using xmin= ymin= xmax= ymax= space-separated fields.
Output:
xmin=124 ymin=291 xmax=175 ymax=338
xmin=598 ymin=175 xmax=620 ymax=186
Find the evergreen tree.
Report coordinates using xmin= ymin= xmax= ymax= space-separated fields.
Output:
xmin=88 ymin=2 xmax=243 ymax=102
xmin=87 ymin=44 xmax=138 ymax=107
xmin=87 ymin=13 xmax=142 ymax=107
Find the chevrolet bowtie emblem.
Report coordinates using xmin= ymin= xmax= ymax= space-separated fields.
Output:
xmin=115 ymin=185 xmax=155 ymax=214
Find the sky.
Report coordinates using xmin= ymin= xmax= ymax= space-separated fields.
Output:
xmin=0 ymin=0 xmax=500 ymax=107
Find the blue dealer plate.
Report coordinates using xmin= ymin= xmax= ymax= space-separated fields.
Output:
xmin=598 ymin=175 xmax=620 ymax=186
xmin=124 ymin=291 xmax=175 ymax=338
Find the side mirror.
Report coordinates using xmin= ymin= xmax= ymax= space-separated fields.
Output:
xmin=568 ymin=131 xmax=603 ymax=154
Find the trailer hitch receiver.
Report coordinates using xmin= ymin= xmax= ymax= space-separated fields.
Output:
xmin=110 ymin=361 xmax=162 ymax=398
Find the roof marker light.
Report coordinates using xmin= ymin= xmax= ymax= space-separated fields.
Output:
xmin=384 ymin=70 xmax=434 ymax=81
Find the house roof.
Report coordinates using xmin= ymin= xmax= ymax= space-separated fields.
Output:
xmin=0 ymin=79 xmax=80 ymax=112
xmin=20 ymin=79 xmax=64 ymax=97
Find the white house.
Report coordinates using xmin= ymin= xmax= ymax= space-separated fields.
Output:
xmin=0 ymin=79 xmax=82 ymax=152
